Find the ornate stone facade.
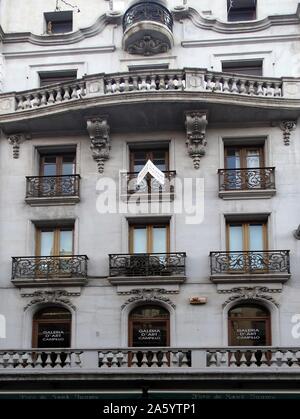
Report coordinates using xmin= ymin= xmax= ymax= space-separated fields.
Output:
xmin=86 ymin=117 xmax=111 ymax=173
xmin=185 ymin=111 xmax=208 ymax=169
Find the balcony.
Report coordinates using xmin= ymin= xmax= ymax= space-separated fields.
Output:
xmin=218 ymin=167 xmax=276 ymax=200
xmin=25 ymin=175 xmax=80 ymax=206
xmin=120 ymin=171 xmax=176 ymax=201
xmin=108 ymin=252 xmax=186 ymax=285
xmin=1 ymin=347 xmax=300 ymax=379
xmin=122 ymin=1 xmax=174 ymax=55
xmin=210 ymin=250 xmax=290 ymax=284
xmin=11 ymin=255 xmax=88 ymax=287
xmin=1 ymin=68 xmax=299 ymax=136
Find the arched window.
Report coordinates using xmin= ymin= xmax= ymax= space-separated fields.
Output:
xmin=228 ymin=303 xmax=271 ymax=346
xmin=32 ymin=306 xmax=71 ymax=348
xmin=129 ymin=304 xmax=170 ymax=347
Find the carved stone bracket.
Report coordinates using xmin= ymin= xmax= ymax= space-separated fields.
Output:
xmin=280 ymin=120 xmax=297 ymax=145
xmin=127 ymin=35 xmax=169 ymax=56
xmin=185 ymin=111 xmax=208 ymax=169
xmin=218 ymin=287 xmax=281 ymax=308
xmin=86 ymin=117 xmax=111 ymax=173
xmin=121 ymin=288 xmax=176 ymax=310
xmin=22 ymin=290 xmax=79 ymax=311
xmin=7 ymin=133 xmax=30 ymax=159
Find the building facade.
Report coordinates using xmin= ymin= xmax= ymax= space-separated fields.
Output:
xmin=0 ymin=0 xmax=300 ymax=396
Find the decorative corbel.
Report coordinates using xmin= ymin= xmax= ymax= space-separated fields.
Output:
xmin=7 ymin=133 xmax=30 ymax=159
xmin=294 ymin=225 xmax=300 ymax=240
xmin=280 ymin=120 xmax=297 ymax=146
xmin=185 ymin=111 xmax=208 ymax=169
xmin=86 ymin=116 xmax=111 ymax=174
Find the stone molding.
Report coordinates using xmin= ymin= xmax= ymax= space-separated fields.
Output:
xmin=7 ymin=133 xmax=30 ymax=159
xmin=22 ymin=290 xmax=79 ymax=311
xmin=218 ymin=286 xmax=281 ymax=308
xmin=280 ymin=120 xmax=297 ymax=146
xmin=120 ymin=288 xmax=176 ymax=310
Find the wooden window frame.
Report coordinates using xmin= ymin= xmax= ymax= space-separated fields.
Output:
xmin=224 ymin=146 xmax=264 ymax=169
xmin=226 ymin=221 xmax=268 ymax=252
xmin=129 ymin=148 xmax=169 ymax=172
xmin=32 ymin=307 xmax=71 ymax=348
xmin=35 ymin=226 xmax=74 ymax=256
xmin=228 ymin=304 xmax=271 ymax=346
xmin=129 ymin=223 xmax=170 ymax=254
xmin=39 ymin=153 xmax=76 ymax=177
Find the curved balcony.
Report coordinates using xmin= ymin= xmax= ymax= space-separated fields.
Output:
xmin=122 ymin=0 xmax=174 ymax=55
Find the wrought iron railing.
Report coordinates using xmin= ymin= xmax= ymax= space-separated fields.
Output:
xmin=121 ymin=171 xmax=176 ymax=198
xmin=109 ymin=253 xmax=186 ymax=277
xmin=218 ymin=168 xmax=275 ymax=191
xmin=26 ymin=175 xmax=80 ymax=198
xmin=210 ymin=251 xmax=290 ymax=275
xmin=123 ymin=1 xmax=173 ymax=33
xmin=12 ymin=255 xmax=88 ymax=280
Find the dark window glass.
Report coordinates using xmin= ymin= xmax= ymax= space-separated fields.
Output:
xmin=33 ymin=307 xmax=71 ymax=348
xmin=227 ymin=0 xmax=256 ymax=21
xmin=39 ymin=71 xmax=77 ymax=87
xmin=222 ymin=61 xmax=262 ymax=76
xmin=44 ymin=11 xmax=73 ymax=34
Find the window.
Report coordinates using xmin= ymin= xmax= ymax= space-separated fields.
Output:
xmin=129 ymin=223 xmax=170 ymax=254
xmin=40 ymin=152 xmax=75 ymax=177
xmin=39 ymin=70 xmax=77 ymax=87
xmin=222 ymin=60 xmax=262 ymax=76
xmin=44 ymin=11 xmax=73 ymax=34
xmin=227 ymin=221 xmax=267 ymax=253
xmin=129 ymin=305 xmax=170 ymax=347
xmin=228 ymin=304 xmax=271 ymax=346
xmin=130 ymin=145 xmax=169 ymax=172
xmin=36 ymin=225 xmax=74 ymax=257
xmin=32 ymin=306 xmax=71 ymax=348
xmin=227 ymin=0 xmax=256 ymax=22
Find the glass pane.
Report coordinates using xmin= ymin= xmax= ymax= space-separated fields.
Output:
xmin=34 ymin=307 xmax=71 ymax=320
xmin=249 ymin=224 xmax=264 ymax=251
xmin=132 ymin=151 xmax=147 ymax=172
xmin=246 ymin=149 xmax=261 ymax=168
xmin=42 ymin=156 xmax=57 ymax=176
xmin=131 ymin=305 xmax=169 ymax=318
xmin=40 ymin=231 xmax=54 ymax=256
xmin=59 ymin=230 xmax=73 ymax=255
xmin=37 ymin=323 xmax=71 ymax=348
xmin=230 ymin=319 xmax=267 ymax=346
xmin=62 ymin=155 xmax=75 ymax=175
xmin=229 ymin=305 xmax=269 ymax=318
xmin=225 ymin=148 xmax=240 ymax=169
xmin=152 ymin=150 xmax=167 ymax=171
xmin=229 ymin=225 xmax=243 ymax=251
xmin=131 ymin=320 xmax=168 ymax=347
xmin=133 ymin=227 xmax=147 ymax=253
xmin=152 ymin=227 xmax=167 ymax=253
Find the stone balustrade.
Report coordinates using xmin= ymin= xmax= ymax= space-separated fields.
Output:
xmin=0 ymin=69 xmax=299 ymax=116
xmin=1 ymin=347 xmax=300 ymax=371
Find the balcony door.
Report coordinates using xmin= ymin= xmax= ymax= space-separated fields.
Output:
xmin=130 ymin=148 xmax=169 ymax=173
xmin=227 ymin=222 xmax=267 ymax=271
xmin=39 ymin=154 xmax=75 ymax=196
xmin=225 ymin=146 xmax=264 ymax=189
xmin=129 ymin=224 xmax=169 ymax=254
xmin=36 ymin=226 xmax=74 ymax=277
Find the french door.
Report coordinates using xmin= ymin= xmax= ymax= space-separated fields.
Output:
xmin=39 ymin=154 xmax=76 ymax=195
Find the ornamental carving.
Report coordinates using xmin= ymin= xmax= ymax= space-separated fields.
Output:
xmin=86 ymin=117 xmax=111 ymax=173
xmin=23 ymin=290 xmax=78 ymax=311
xmin=121 ymin=288 xmax=176 ymax=309
xmin=185 ymin=111 xmax=208 ymax=169
xmin=280 ymin=120 xmax=297 ymax=146
xmin=7 ymin=133 xmax=30 ymax=159
xmin=127 ymin=35 xmax=169 ymax=56
xmin=219 ymin=287 xmax=281 ymax=308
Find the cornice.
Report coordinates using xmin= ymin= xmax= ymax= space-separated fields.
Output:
xmin=173 ymin=6 xmax=300 ymax=35
xmin=1 ymin=12 xmax=122 ymax=46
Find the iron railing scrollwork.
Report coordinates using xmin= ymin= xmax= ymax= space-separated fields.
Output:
xmin=26 ymin=175 xmax=80 ymax=199
xmin=210 ymin=250 xmax=290 ymax=275
xmin=12 ymin=255 xmax=88 ymax=279
xmin=121 ymin=171 xmax=176 ymax=198
xmin=123 ymin=2 xmax=173 ymax=33
xmin=218 ymin=168 xmax=275 ymax=191
xmin=109 ymin=252 xmax=186 ymax=277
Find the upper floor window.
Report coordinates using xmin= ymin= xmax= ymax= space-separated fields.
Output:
xmin=227 ymin=0 xmax=257 ymax=22
xmin=222 ymin=60 xmax=262 ymax=76
xmin=129 ymin=222 xmax=170 ymax=254
xmin=39 ymin=70 xmax=77 ymax=87
xmin=130 ymin=145 xmax=169 ymax=172
xmin=225 ymin=145 xmax=264 ymax=170
xmin=44 ymin=11 xmax=73 ymax=34
xmin=39 ymin=152 xmax=76 ymax=177
xmin=36 ymin=225 xmax=74 ymax=257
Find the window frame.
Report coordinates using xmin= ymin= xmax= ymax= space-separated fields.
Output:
xmin=226 ymin=221 xmax=268 ymax=252
xmin=35 ymin=225 xmax=74 ymax=257
xmin=129 ymin=223 xmax=170 ymax=254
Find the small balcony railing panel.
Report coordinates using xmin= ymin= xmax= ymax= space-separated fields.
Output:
xmin=12 ymin=255 xmax=88 ymax=280
xmin=123 ymin=1 xmax=173 ymax=33
xmin=26 ymin=175 xmax=80 ymax=199
xmin=121 ymin=171 xmax=176 ymax=199
xmin=109 ymin=253 xmax=186 ymax=277
xmin=210 ymin=250 xmax=290 ymax=275
xmin=218 ymin=167 xmax=275 ymax=191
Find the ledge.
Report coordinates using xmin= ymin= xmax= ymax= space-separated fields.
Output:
xmin=12 ymin=277 xmax=87 ymax=287
xmin=219 ymin=189 xmax=276 ymax=200
xmin=25 ymin=196 xmax=80 ymax=206
xmin=108 ymin=275 xmax=186 ymax=286
xmin=210 ymin=273 xmax=291 ymax=284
